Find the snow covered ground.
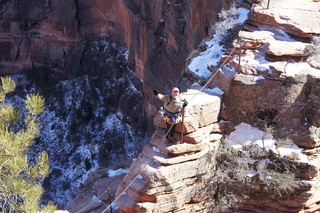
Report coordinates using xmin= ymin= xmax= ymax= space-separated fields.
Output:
xmin=225 ymin=122 xmax=308 ymax=163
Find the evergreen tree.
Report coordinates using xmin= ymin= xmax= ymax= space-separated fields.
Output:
xmin=0 ymin=77 xmax=56 ymax=212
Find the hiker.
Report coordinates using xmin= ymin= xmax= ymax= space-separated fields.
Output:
xmin=153 ymin=87 xmax=188 ymax=143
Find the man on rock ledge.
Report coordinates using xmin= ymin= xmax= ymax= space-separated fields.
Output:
xmin=153 ymin=87 xmax=188 ymax=143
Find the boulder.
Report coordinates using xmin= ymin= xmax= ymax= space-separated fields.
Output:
xmin=247 ymin=0 xmax=320 ymax=38
xmin=237 ymin=30 xmax=274 ymax=49
xmin=265 ymin=40 xmax=311 ymax=57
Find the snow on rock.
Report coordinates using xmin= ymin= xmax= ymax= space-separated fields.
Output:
xmin=285 ymin=62 xmax=320 ymax=77
xmin=108 ymin=168 xmax=128 ymax=177
xmin=187 ymin=8 xmax=249 ymax=79
xmin=225 ymin=122 xmax=309 ymax=164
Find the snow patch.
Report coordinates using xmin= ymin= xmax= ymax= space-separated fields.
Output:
xmin=152 ymin=146 xmax=160 ymax=153
xmin=187 ymin=8 xmax=250 ymax=78
xmin=285 ymin=62 xmax=320 ymax=77
xmin=225 ymin=123 xmax=308 ymax=163
xmin=108 ymin=168 xmax=128 ymax=177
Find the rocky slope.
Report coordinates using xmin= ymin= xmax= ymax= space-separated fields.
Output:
xmin=63 ymin=0 xmax=320 ymax=212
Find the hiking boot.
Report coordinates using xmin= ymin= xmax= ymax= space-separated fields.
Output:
xmin=165 ymin=138 xmax=172 ymax=145
xmin=169 ymin=137 xmax=178 ymax=143
xmin=165 ymin=137 xmax=176 ymax=144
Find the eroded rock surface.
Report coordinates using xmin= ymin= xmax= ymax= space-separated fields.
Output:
xmin=212 ymin=0 xmax=320 ymax=211
xmin=115 ymin=90 xmax=223 ymax=212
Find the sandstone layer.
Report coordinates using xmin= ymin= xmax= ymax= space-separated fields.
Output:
xmin=115 ymin=89 xmax=223 ymax=212
xmin=211 ymin=0 xmax=320 ymax=211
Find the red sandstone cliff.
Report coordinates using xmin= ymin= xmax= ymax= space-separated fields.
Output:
xmin=0 ymin=0 xmax=230 ymax=84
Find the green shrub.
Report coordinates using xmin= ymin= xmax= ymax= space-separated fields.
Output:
xmin=0 ymin=77 xmax=56 ymax=212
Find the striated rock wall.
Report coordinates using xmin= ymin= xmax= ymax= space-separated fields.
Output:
xmin=0 ymin=0 xmax=78 ymax=74
xmin=0 ymin=0 xmax=230 ymax=82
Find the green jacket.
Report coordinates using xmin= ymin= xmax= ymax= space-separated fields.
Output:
xmin=155 ymin=93 xmax=187 ymax=113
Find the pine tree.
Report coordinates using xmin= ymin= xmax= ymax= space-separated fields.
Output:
xmin=0 ymin=77 xmax=57 ymax=212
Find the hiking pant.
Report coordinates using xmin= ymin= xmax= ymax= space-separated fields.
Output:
xmin=163 ymin=110 xmax=180 ymax=138
xmin=164 ymin=110 xmax=180 ymax=124
xmin=166 ymin=123 xmax=177 ymax=138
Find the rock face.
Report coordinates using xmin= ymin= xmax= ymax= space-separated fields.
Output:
xmin=115 ymin=89 xmax=223 ymax=212
xmin=247 ymin=0 xmax=320 ymax=38
xmin=223 ymin=74 xmax=320 ymax=149
xmin=211 ymin=0 xmax=320 ymax=211
xmin=0 ymin=0 xmax=229 ymax=86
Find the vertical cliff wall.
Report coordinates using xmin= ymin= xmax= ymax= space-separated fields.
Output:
xmin=0 ymin=0 xmax=230 ymax=83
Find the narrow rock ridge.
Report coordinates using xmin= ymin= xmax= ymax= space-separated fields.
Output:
xmin=115 ymin=89 xmax=223 ymax=212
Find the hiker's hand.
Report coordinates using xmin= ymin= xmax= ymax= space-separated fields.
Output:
xmin=153 ymin=89 xmax=159 ymax=96
xmin=183 ymin=102 xmax=188 ymax=107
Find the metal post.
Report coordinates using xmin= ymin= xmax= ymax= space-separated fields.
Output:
xmin=237 ymin=41 xmax=242 ymax=74
xmin=180 ymin=107 xmax=185 ymax=143
xmin=267 ymin=0 xmax=271 ymax=9
xmin=108 ymin=188 xmax=112 ymax=213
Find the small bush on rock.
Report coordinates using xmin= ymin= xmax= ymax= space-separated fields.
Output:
xmin=307 ymin=36 xmax=320 ymax=66
xmin=213 ymin=128 xmax=301 ymax=212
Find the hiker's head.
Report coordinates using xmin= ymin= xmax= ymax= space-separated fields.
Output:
xmin=171 ymin=87 xmax=179 ymax=99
